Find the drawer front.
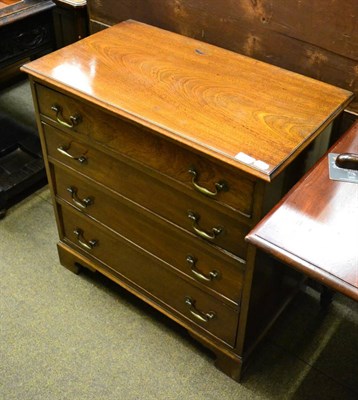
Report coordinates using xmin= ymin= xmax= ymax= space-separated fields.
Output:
xmin=60 ymin=205 xmax=239 ymax=346
xmin=53 ymin=164 xmax=245 ymax=305
xmin=44 ymin=124 xmax=250 ymax=258
xmin=36 ymin=84 xmax=255 ymax=217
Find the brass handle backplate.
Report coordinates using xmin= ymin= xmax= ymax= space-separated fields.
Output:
xmin=187 ymin=211 xmax=223 ymax=240
xmin=184 ymin=296 xmax=215 ymax=323
xmin=186 ymin=255 xmax=219 ymax=282
xmin=67 ymin=187 xmax=93 ymax=209
xmin=51 ymin=104 xmax=82 ymax=129
xmin=57 ymin=145 xmax=87 ymax=164
xmin=73 ymin=228 xmax=97 ymax=250
xmin=188 ymin=167 xmax=227 ymax=197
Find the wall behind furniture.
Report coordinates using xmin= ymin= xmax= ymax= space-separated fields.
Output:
xmin=87 ymin=0 xmax=358 ymax=114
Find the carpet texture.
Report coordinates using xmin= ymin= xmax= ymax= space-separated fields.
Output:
xmin=0 ymin=189 xmax=357 ymax=400
xmin=0 ymin=80 xmax=37 ymax=130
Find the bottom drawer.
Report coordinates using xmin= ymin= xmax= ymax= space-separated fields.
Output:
xmin=59 ymin=205 xmax=239 ymax=347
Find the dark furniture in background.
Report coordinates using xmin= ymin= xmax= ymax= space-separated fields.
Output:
xmin=52 ymin=0 xmax=88 ymax=49
xmin=0 ymin=0 xmax=55 ymax=216
xmin=0 ymin=112 xmax=46 ymax=218
xmin=0 ymin=0 xmax=88 ymax=87
xmin=0 ymin=0 xmax=56 ymax=87
xmin=0 ymin=0 xmax=88 ymax=217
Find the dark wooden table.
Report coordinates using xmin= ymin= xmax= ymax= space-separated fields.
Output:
xmin=246 ymin=122 xmax=358 ymax=302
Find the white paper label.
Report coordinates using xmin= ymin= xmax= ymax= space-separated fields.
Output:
xmin=234 ymin=152 xmax=270 ymax=171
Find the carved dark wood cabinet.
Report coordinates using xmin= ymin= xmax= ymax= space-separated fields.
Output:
xmin=0 ymin=0 xmax=56 ymax=86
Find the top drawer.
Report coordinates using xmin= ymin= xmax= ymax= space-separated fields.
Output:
xmin=35 ymin=84 xmax=256 ymax=218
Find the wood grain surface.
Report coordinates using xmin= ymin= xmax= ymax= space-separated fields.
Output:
xmin=87 ymin=0 xmax=358 ymax=113
xmin=22 ymin=20 xmax=353 ymax=181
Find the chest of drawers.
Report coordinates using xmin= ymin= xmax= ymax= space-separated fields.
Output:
xmin=22 ymin=20 xmax=353 ymax=381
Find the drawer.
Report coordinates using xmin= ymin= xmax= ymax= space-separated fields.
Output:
xmin=36 ymin=84 xmax=255 ymax=217
xmin=53 ymin=164 xmax=245 ymax=305
xmin=60 ymin=205 xmax=240 ymax=346
xmin=44 ymin=124 xmax=251 ymax=258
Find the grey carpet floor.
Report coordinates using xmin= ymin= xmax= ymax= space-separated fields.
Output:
xmin=0 ymin=80 xmax=37 ymax=130
xmin=0 ymin=186 xmax=357 ymax=400
xmin=0 ymin=81 xmax=357 ymax=400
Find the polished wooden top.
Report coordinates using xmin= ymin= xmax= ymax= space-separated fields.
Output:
xmin=21 ymin=20 xmax=353 ymax=181
xmin=247 ymin=122 xmax=358 ymax=301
